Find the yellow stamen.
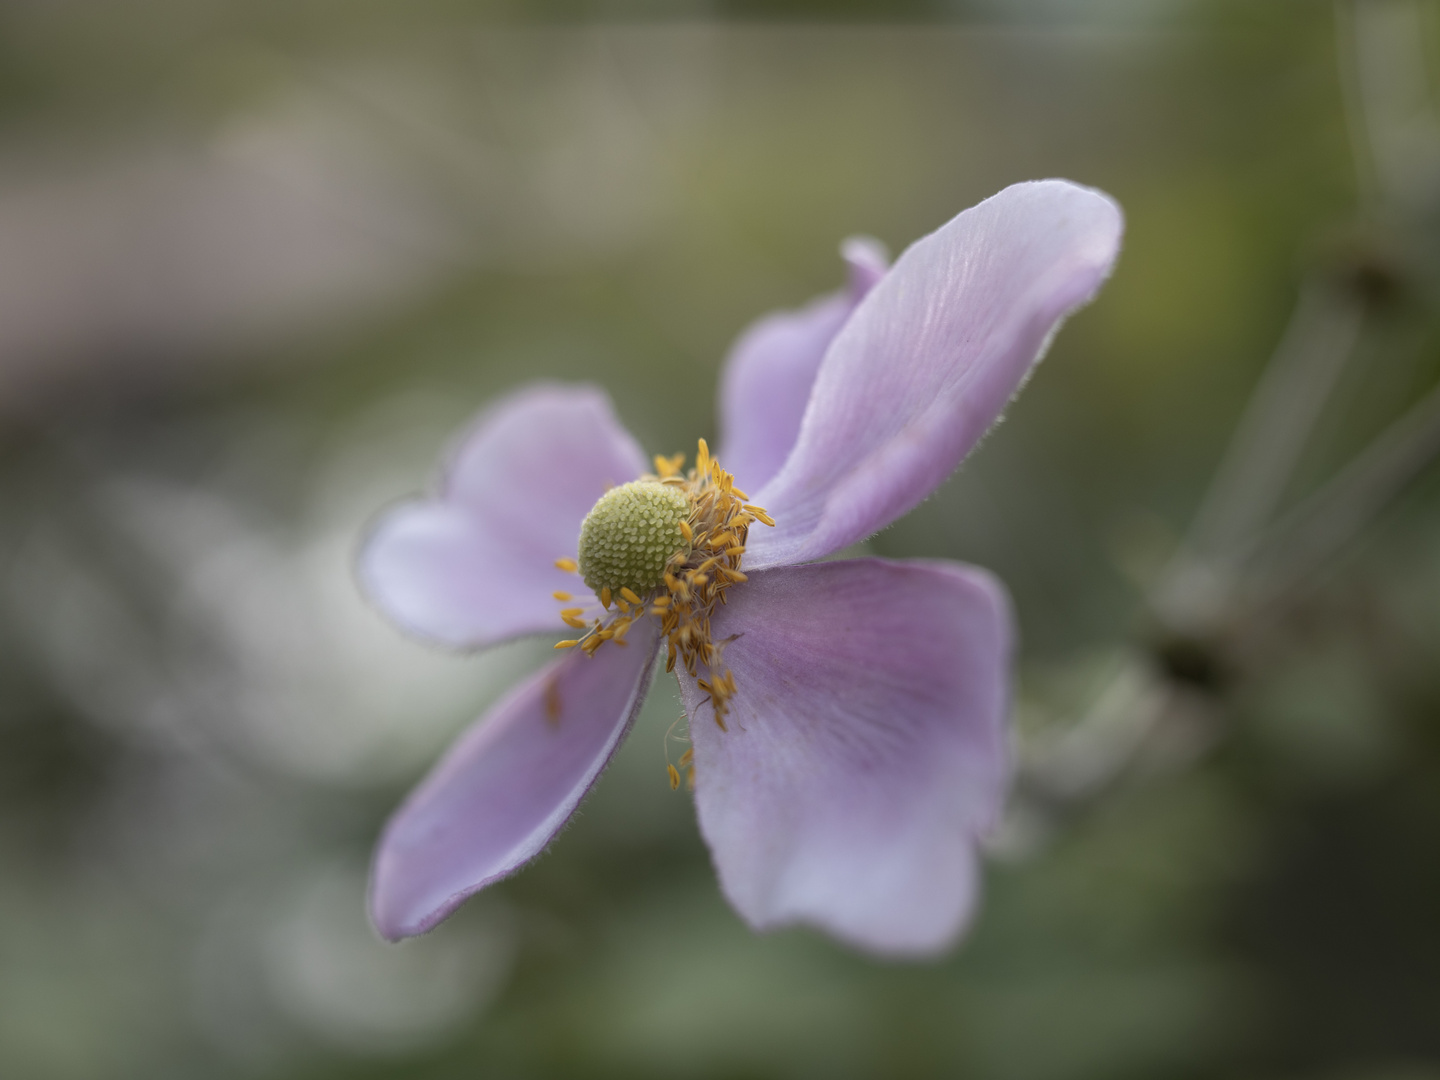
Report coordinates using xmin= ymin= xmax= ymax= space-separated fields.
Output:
xmin=561 ymin=614 xmax=588 ymax=629
xmin=550 ymin=435 xmax=774 ymax=733
xmin=654 ymin=452 xmax=686 ymax=479
xmin=555 ymin=557 xmax=578 ymax=573
xmin=667 ymin=763 xmax=681 ymax=790
xmin=552 ymin=591 xmax=573 ymax=601
xmin=555 ymin=639 xmax=580 ymax=649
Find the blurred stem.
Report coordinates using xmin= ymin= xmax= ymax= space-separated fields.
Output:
xmin=1155 ymin=280 xmax=1365 ymax=628
xmin=1011 ymin=1 xmax=1440 ymax=836
xmin=1241 ymin=373 xmax=1440 ymax=605
xmin=1340 ymin=0 xmax=1440 ymax=219
xmin=1335 ymin=0 xmax=1384 ymax=215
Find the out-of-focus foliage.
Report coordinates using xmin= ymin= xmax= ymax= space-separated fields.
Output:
xmin=1 ymin=1 xmax=1439 ymax=1078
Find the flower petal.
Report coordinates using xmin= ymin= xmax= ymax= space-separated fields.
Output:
xmin=359 ymin=384 xmax=647 ymax=648
xmin=371 ymin=622 xmax=661 ymax=940
xmin=716 ymin=237 xmax=888 ymax=493
xmin=746 ymin=180 xmax=1123 ymax=569
xmin=678 ymin=558 xmax=1012 ymax=956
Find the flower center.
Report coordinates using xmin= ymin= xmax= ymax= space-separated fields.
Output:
xmin=553 ymin=439 xmax=775 ymax=748
xmin=577 ymin=480 xmax=691 ymax=598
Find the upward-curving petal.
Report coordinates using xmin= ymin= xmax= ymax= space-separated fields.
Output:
xmin=359 ymin=384 xmax=647 ymax=648
xmin=371 ymin=620 xmax=661 ymax=940
xmin=678 ymin=558 xmax=1012 ymax=956
xmin=716 ymin=238 xmax=888 ymax=493
xmin=746 ymin=180 xmax=1123 ymax=569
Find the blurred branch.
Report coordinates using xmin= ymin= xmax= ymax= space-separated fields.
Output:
xmin=1154 ymin=279 xmax=1365 ymax=631
xmin=1334 ymin=0 xmax=1384 ymax=214
xmin=1242 ymin=371 xmax=1440 ymax=605
xmin=1340 ymin=0 xmax=1440 ymax=220
xmin=1010 ymin=4 xmax=1440 ymax=832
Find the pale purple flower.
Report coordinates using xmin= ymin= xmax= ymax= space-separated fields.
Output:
xmin=359 ymin=180 xmax=1123 ymax=956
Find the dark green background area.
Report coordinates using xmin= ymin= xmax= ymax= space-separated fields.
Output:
xmin=1 ymin=2 xmax=1438 ymax=1079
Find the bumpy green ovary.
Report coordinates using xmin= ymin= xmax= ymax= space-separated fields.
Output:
xmin=577 ymin=480 xmax=692 ymax=597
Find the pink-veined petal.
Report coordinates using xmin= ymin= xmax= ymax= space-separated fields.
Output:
xmin=359 ymin=383 xmax=647 ymax=648
xmin=371 ymin=621 xmax=661 ymax=939
xmin=678 ymin=558 xmax=1012 ymax=957
xmin=746 ymin=180 xmax=1123 ymax=569
xmin=716 ymin=237 xmax=889 ymax=493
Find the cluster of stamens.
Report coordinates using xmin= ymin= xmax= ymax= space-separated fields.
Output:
xmin=553 ymin=439 xmax=774 ymax=771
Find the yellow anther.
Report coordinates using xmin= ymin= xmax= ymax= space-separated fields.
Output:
xmin=555 ymin=639 xmax=580 ymax=649
xmin=555 ymin=557 xmax=578 ymax=573
xmin=561 ymin=614 xmax=588 ymax=629
xmin=654 ymin=452 xmax=686 ymax=479
xmin=552 ymin=591 xmax=573 ymax=601
xmin=667 ymin=763 xmax=681 ymax=790
xmin=553 ymin=437 xmax=769 ymax=728
xmin=678 ymin=747 xmax=693 ymax=767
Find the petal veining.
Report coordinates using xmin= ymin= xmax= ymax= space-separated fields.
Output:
xmin=746 ymin=180 xmax=1123 ymax=569
xmin=371 ymin=620 xmax=660 ymax=939
xmin=678 ymin=558 xmax=1012 ymax=956
xmin=360 ymin=383 xmax=647 ymax=648
xmin=716 ymin=237 xmax=889 ymax=493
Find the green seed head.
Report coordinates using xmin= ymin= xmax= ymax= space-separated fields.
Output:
xmin=578 ymin=480 xmax=691 ymax=597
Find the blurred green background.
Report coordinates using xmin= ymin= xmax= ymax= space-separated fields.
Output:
xmin=2 ymin=1 xmax=1440 ymax=1078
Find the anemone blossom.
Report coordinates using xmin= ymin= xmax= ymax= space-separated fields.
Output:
xmin=359 ymin=179 xmax=1123 ymax=956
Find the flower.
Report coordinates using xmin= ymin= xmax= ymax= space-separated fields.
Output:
xmin=359 ymin=180 xmax=1123 ymax=956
